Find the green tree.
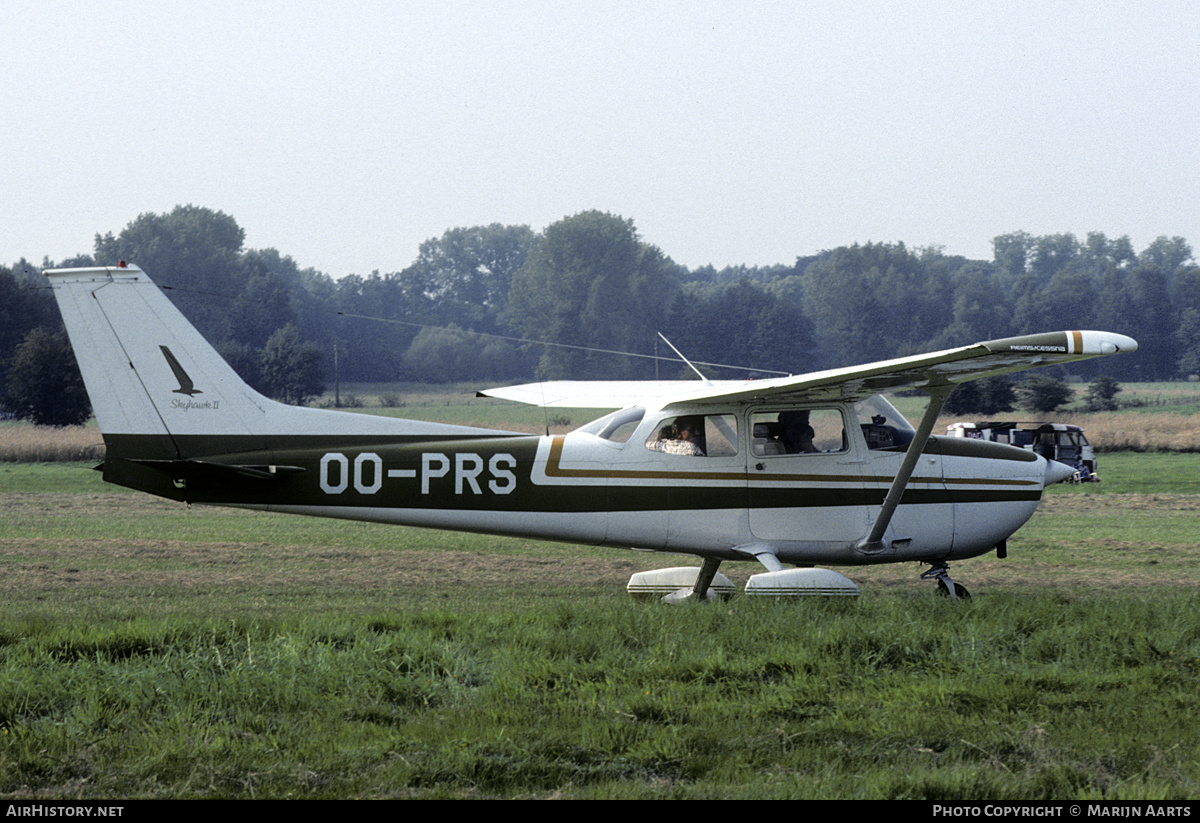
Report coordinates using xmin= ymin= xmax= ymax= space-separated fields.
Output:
xmin=1175 ymin=307 xmax=1200 ymax=378
xmin=801 ymin=242 xmax=951 ymax=367
xmin=925 ymin=262 xmax=1015 ymax=350
xmin=507 ymin=211 xmax=679 ymax=379
xmin=992 ymin=231 xmax=1032 ymax=279
xmin=1125 ymin=261 xmax=1173 ymax=380
xmin=258 ymin=324 xmax=325 ymax=406
xmin=0 ymin=265 xmax=57 ymax=366
xmin=661 ymin=279 xmax=814 ymax=377
xmin=3 ymin=328 xmax=91 ymax=426
xmin=1028 ymin=233 xmax=1081 ymax=282
xmin=403 ymin=326 xmax=525 ymax=382
xmin=943 ymin=376 xmax=1016 ymax=416
xmin=983 ymin=376 xmax=1018 ymax=415
xmin=227 ymin=271 xmax=297 ymax=349
xmin=1017 ymin=374 xmax=1073 ymax=414
xmin=1010 ymin=235 xmax=1085 ymax=335
xmin=331 ymin=270 xmax=434 ymax=382
xmin=93 ymin=206 xmax=247 ymax=342
xmin=403 ymin=224 xmax=536 ymax=333
xmin=1082 ymin=231 xmax=1136 ymax=271
xmin=240 ymin=247 xmax=341 ymax=354
xmin=943 ymin=382 xmax=983 ymax=416
xmin=1140 ymin=235 xmax=1193 ymax=273
xmin=1084 ymin=375 xmax=1121 ymax=411
xmin=215 ymin=340 xmax=265 ymax=390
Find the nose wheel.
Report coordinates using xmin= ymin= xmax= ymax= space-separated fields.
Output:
xmin=921 ymin=563 xmax=971 ymax=600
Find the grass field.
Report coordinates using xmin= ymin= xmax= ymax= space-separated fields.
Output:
xmin=2 ymin=388 xmax=1200 ymax=799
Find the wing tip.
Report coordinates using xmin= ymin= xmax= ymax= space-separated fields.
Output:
xmin=983 ymin=330 xmax=1137 ymax=357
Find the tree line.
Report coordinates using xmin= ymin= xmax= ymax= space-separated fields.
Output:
xmin=2 ymin=205 xmax=1193 ymax=424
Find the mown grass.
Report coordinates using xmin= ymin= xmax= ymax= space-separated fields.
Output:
xmin=1045 ymin=452 xmax=1200 ymax=495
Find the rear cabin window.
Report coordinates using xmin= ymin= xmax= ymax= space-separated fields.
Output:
xmin=751 ymin=409 xmax=847 ymax=456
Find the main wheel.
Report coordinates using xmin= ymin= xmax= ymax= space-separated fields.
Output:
xmin=936 ymin=579 xmax=971 ymax=599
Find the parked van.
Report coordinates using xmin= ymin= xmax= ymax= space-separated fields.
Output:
xmin=945 ymin=421 xmax=1098 ymax=482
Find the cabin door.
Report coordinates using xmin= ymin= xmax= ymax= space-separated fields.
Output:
xmin=747 ymin=407 xmax=869 ymax=543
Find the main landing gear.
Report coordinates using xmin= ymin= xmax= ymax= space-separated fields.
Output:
xmin=921 ymin=562 xmax=971 ymax=600
xmin=627 ymin=556 xmax=860 ymax=602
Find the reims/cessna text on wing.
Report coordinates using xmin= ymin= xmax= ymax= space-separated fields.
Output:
xmin=46 ymin=264 xmax=1137 ymax=601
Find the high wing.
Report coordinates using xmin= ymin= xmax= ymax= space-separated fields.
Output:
xmin=477 ymin=380 xmax=741 ymax=409
xmin=479 ymin=330 xmax=1137 ymax=411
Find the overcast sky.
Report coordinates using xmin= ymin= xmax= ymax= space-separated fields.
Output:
xmin=5 ymin=1 xmax=1197 ymax=278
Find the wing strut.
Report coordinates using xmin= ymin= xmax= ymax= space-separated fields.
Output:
xmin=660 ymin=556 xmax=724 ymax=604
xmin=856 ymin=384 xmax=953 ymax=553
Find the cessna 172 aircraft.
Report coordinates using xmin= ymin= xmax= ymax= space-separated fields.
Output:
xmin=45 ymin=263 xmax=1137 ymax=601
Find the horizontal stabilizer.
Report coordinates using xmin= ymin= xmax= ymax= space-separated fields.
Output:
xmin=127 ymin=458 xmax=307 ymax=482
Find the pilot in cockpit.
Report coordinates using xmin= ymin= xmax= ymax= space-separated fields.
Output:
xmin=779 ymin=410 xmax=817 ymax=453
xmin=648 ymin=417 xmax=706 ymax=456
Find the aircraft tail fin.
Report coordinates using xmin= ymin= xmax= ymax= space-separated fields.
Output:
xmin=45 ymin=264 xmax=289 ymax=444
xmin=46 ymin=264 xmax=503 ymax=448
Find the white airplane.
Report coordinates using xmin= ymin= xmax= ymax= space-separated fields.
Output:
xmin=45 ymin=263 xmax=1137 ymax=601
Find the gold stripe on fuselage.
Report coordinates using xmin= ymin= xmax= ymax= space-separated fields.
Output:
xmin=543 ymin=436 xmax=1038 ymax=487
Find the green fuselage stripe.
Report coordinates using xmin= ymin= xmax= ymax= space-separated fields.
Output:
xmin=101 ymin=433 xmax=1042 ymax=514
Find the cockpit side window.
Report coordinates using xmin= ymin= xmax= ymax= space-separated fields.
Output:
xmin=645 ymin=414 xmax=738 ymax=457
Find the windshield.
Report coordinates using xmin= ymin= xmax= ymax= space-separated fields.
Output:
xmin=852 ymin=395 xmax=914 ymax=433
xmin=574 ymin=407 xmax=646 ymax=443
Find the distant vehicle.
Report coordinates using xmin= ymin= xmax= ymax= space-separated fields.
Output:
xmin=946 ymin=421 xmax=1099 ymax=482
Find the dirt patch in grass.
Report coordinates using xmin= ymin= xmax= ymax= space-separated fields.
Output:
xmin=4 ymin=532 xmax=1194 ymax=603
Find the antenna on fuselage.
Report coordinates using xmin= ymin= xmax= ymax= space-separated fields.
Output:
xmin=656 ymin=332 xmax=712 ymax=385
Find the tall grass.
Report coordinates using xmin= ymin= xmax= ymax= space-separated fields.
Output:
xmin=0 ymin=424 xmax=105 ymax=463
xmin=932 ymin=412 xmax=1200 ymax=453
xmin=1052 ymin=412 xmax=1200 ymax=452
